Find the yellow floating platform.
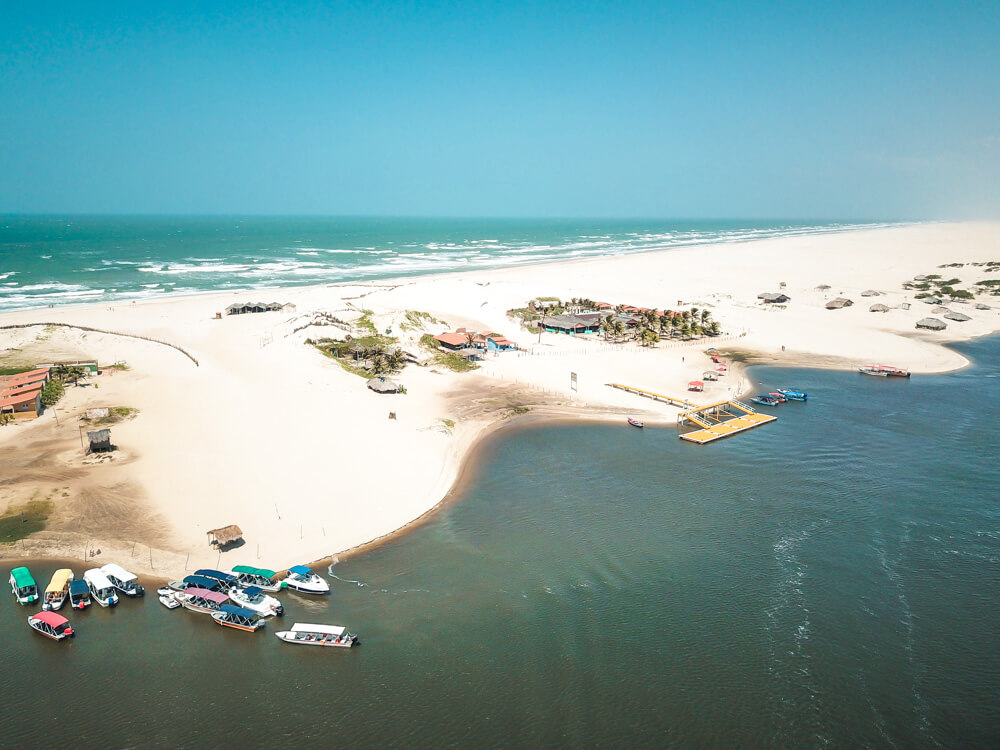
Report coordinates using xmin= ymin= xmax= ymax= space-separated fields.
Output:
xmin=678 ymin=411 xmax=777 ymax=444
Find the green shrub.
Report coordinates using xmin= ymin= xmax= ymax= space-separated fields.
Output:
xmin=40 ymin=379 xmax=65 ymax=407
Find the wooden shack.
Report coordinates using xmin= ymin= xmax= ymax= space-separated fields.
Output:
xmin=86 ymin=428 xmax=113 ymax=453
xmin=207 ymin=524 xmax=244 ymax=548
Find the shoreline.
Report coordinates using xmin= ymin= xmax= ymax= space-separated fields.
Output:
xmin=2 ymin=220 xmax=999 ymax=578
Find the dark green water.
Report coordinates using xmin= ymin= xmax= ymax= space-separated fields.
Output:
xmin=2 ymin=338 xmax=998 ymax=748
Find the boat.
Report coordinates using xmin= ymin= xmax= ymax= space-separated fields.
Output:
xmin=228 ymin=565 xmax=281 ymax=592
xmin=229 ymin=585 xmax=284 ymax=617
xmin=275 ymin=622 xmax=359 ymax=648
xmin=627 ymin=417 xmax=644 ymax=428
xmin=280 ymin=565 xmax=330 ymax=594
xmin=212 ymin=604 xmax=267 ymax=632
xmin=168 ymin=575 xmax=225 ymax=592
xmin=100 ymin=563 xmax=145 ymax=597
xmin=750 ymin=395 xmax=781 ymax=406
xmin=193 ymin=569 xmax=238 ymax=591
xmin=43 ymin=569 xmax=74 ymax=611
xmin=83 ymin=569 xmax=119 ymax=607
xmin=859 ymin=365 xmax=911 ymax=378
xmin=776 ymin=388 xmax=808 ymax=401
xmin=68 ymin=579 xmax=92 ymax=609
xmin=174 ymin=587 xmax=230 ymax=614
xmin=10 ymin=567 xmax=39 ymax=605
xmin=28 ymin=611 xmax=75 ymax=640
xmin=767 ymin=392 xmax=787 ymax=403
xmin=158 ymin=591 xmax=180 ymax=610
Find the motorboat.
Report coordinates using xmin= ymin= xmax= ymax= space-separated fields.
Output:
xmin=68 ymin=579 xmax=92 ymax=610
xmin=229 ymin=585 xmax=283 ymax=617
xmin=168 ymin=575 xmax=224 ymax=592
xmin=83 ymin=569 xmax=119 ymax=607
xmin=280 ymin=565 xmax=330 ymax=594
xmin=28 ymin=611 xmax=74 ymax=640
xmin=275 ymin=622 xmax=359 ymax=648
xmin=43 ymin=569 xmax=74 ymax=611
xmin=776 ymin=388 xmax=808 ymax=401
xmin=101 ymin=563 xmax=145 ymax=597
xmin=228 ymin=566 xmax=281 ymax=592
xmin=767 ymin=392 xmax=787 ymax=403
xmin=174 ymin=587 xmax=230 ymax=614
xmin=750 ymin=395 xmax=781 ymax=406
xmin=193 ymin=569 xmax=238 ymax=591
xmin=859 ymin=365 xmax=910 ymax=378
xmin=10 ymin=567 xmax=39 ymax=605
xmin=212 ymin=604 xmax=266 ymax=632
xmin=627 ymin=417 xmax=644 ymax=428
xmin=158 ymin=591 xmax=180 ymax=610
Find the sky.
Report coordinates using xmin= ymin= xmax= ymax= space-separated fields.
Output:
xmin=1 ymin=1 xmax=998 ymax=218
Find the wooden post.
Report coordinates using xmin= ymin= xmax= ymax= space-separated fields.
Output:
xmin=185 ymin=553 xmax=189 ymax=570
xmin=132 ymin=541 xmax=137 ymax=557
xmin=149 ymin=547 xmax=153 ymax=570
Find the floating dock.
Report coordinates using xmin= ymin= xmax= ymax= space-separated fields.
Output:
xmin=606 ymin=384 xmax=777 ymax=444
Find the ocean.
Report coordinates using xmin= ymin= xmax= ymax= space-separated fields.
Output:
xmin=1 ymin=337 xmax=997 ymax=747
xmin=0 ymin=216 xmax=898 ymax=311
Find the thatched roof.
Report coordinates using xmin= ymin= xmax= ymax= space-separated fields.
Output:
xmin=932 ymin=306 xmax=951 ymax=314
xmin=869 ymin=303 xmax=890 ymax=312
xmin=207 ymin=524 xmax=243 ymax=544
xmin=916 ymin=317 xmax=947 ymax=330
xmin=944 ymin=311 xmax=971 ymax=322
xmin=922 ymin=297 xmax=943 ymax=305
xmin=757 ymin=292 xmax=790 ymax=303
xmin=825 ymin=297 xmax=853 ymax=309
xmin=367 ymin=377 xmax=400 ymax=393
xmin=975 ymin=303 xmax=991 ymax=311
xmin=860 ymin=289 xmax=881 ymax=297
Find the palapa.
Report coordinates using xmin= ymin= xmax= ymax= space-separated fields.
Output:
xmin=207 ymin=525 xmax=244 ymax=546
xmin=915 ymin=317 xmax=947 ymax=330
xmin=825 ymin=297 xmax=854 ymax=310
xmin=944 ymin=311 xmax=971 ymax=322
xmin=860 ymin=289 xmax=881 ymax=297
xmin=869 ymin=303 xmax=890 ymax=312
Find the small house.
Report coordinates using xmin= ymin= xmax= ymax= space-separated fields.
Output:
xmin=86 ymin=428 xmax=113 ymax=453
xmin=485 ymin=335 xmax=517 ymax=352
xmin=0 ymin=389 xmax=42 ymax=420
xmin=433 ymin=332 xmax=471 ymax=350
xmin=758 ymin=292 xmax=790 ymax=304
xmin=456 ymin=348 xmax=482 ymax=361
xmin=207 ymin=525 xmax=244 ymax=548
xmin=916 ymin=317 xmax=947 ymax=331
xmin=368 ymin=377 xmax=400 ymax=394
xmin=541 ymin=314 xmax=600 ymax=335
xmin=825 ymin=298 xmax=854 ymax=310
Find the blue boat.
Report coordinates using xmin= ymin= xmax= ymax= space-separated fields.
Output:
xmin=750 ymin=395 xmax=781 ymax=406
xmin=167 ymin=574 xmax=225 ymax=592
xmin=776 ymin=388 xmax=808 ymax=401
xmin=194 ymin=569 xmax=238 ymax=590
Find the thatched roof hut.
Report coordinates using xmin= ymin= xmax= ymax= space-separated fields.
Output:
xmin=758 ymin=292 xmax=790 ymax=304
xmin=869 ymin=303 xmax=890 ymax=313
xmin=86 ymin=428 xmax=112 ymax=453
xmin=975 ymin=303 xmax=991 ymax=311
xmin=922 ymin=297 xmax=943 ymax=305
xmin=825 ymin=298 xmax=853 ymax=310
xmin=932 ymin=306 xmax=951 ymax=314
xmin=207 ymin=525 xmax=244 ymax=547
xmin=860 ymin=289 xmax=881 ymax=297
xmin=367 ymin=377 xmax=400 ymax=394
xmin=944 ymin=311 xmax=971 ymax=322
xmin=916 ymin=317 xmax=947 ymax=330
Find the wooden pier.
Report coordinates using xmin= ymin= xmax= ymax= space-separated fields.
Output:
xmin=606 ymin=384 xmax=777 ymax=444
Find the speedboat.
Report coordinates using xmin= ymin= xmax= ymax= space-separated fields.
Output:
xmin=68 ymin=579 xmax=92 ymax=609
xmin=776 ymin=388 xmax=808 ymax=401
xmin=859 ymin=365 xmax=910 ymax=378
xmin=280 ymin=565 xmax=330 ymax=594
xmin=83 ymin=569 xmax=119 ymax=607
xmin=750 ymin=395 xmax=781 ymax=406
xmin=28 ymin=611 xmax=74 ymax=640
xmin=101 ymin=563 xmax=145 ymax=597
xmin=10 ymin=567 xmax=39 ymax=605
xmin=43 ymin=569 xmax=74 ymax=611
xmin=627 ymin=417 xmax=644 ymax=428
xmin=212 ymin=604 xmax=266 ymax=632
xmin=158 ymin=591 xmax=180 ymax=609
xmin=229 ymin=566 xmax=281 ymax=592
xmin=275 ymin=622 xmax=359 ymax=648
xmin=193 ymin=569 xmax=238 ymax=591
xmin=229 ymin=585 xmax=283 ymax=616
xmin=174 ymin=588 xmax=230 ymax=614
xmin=168 ymin=575 xmax=225 ymax=592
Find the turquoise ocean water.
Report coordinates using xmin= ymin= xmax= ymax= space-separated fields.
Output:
xmin=1 ymin=338 xmax=998 ymax=747
xmin=0 ymin=216 xmax=896 ymax=311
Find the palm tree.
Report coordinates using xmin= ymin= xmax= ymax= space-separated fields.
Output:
xmin=679 ymin=322 xmax=691 ymax=339
xmin=709 ymin=321 xmax=721 ymax=336
xmin=640 ymin=328 xmax=659 ymax=347
xmin=701 ymin=309 xmax=711 ymax=324
xmin=612 ymin=320 xmax=625 ymax=339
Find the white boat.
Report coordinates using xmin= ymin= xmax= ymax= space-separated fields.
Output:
xmin=228 ymin=565 xmax=282 ymax=592
xmin=100 ymin=563 xmax=145 ymax=597
xmin=280 ymin=565 xmax=330 ymax=595
xmin=212 ymin=605 xmax=266 ymax=632
xmin=28 ymin=611 xmax=75 ymax=640
xmin=43 ymin=569 xmax=74 ymax=611
xmin=174 ymin=588 xmax=230 ymax=614
xmin=158 ymin=592 xmax=180 ymax=610
xmin=229 ymin=586 xmax=284 ymax=617
xmin=274 ymin=622 xmax=359 ymax=648
xmin=10 ymin=567 xmax=39 ymax=605
xmin=83 ymin=568 xmax=119 ymax=607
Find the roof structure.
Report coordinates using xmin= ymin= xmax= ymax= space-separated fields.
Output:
xmin=869 ymin=303 xmax=890 ymax=312
xmin=433 ymin=332 xmax=469 ymax=348
xmin=825 ymin=298 xmax=854 ymax=309
xmin=11 ymin=567 xmax=35 ymax=587
xmin=757 ymin=292 xmax=790 ymax=303
xmin=860 ymin=290 xmax=881 ymax=297
xmin=944 ymin=311 xmax=971 ymax=322
xmin=289 ymin=565 xmax=312 ymax=576
xmin=0 ymin=389 xmax=40 ymax=409
xmin=207 ymin=525 xmax=244 ymax=545
xmin=916 ymin=317 xmax=947 ymax=330
xmin=367 ymin=377 xmax=400 ymax=393
xmin=33 ymin=611 xmax=70 ymax=627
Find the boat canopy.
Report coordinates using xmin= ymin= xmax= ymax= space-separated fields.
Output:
xmin=33 ymin=611 xmax=70 ymax=627
xmin=195 ymin=569 xmax=236 ymax=584
xmin=84 ymin=569 xmax=114 ymax=589
xmin=185 ymin=588 xmax=229 ymax=604
xmin=184 ymin=575 xmax=220 ymax=589
xmin=289 ymin=565 xmax=312 ymax=576
xmin=101 ymin=563 xmax=138 ymax=582
xmin=45 ymin=569 xmax=74 ymax=594
xmin=291 ymin=623 xmax=346 ymax=637
xmin=242 ymin=586 xmax=263 ymax=597
xmin=220 ymin=604 xmax=259 ymax=618
xmin=233 ymin=565 xmax=277 ymax=579
xmin=68 ymin=580 xmax=89 ymax=595
xmin=11 ymin=567 xmax=36 ymax=588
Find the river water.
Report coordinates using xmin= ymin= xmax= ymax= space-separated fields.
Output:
xmin=2 ymin=338 xmax=998 ymax=748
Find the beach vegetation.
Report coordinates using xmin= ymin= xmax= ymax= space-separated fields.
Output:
xmin=40 ymin=379 xmax=65 ymax=407
xmin=53 ymin=364 xmax=88 ymax=387
xmin=355 ymin=309 xmax=378 ymax=333
xmin=106 ymin=362 xmax=130 ymax=371
xmin=308 ymin=336 xmax=408 ymax=380
xmin=401 ymin=310 xmax=445 ymax=331
xmin=81 ymin=406 xmax=139 ymax=426
xmin=419 ymin=334 xmax=479 ymax=372
xmin=0 ymin=499 xmax=54 ymax=545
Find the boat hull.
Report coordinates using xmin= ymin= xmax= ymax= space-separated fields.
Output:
xmin=43 ymin=594 xmax=67 ymax=612
xmin=159 ymin=594 xmax=181 ymax=609
xmin=275 ymin=631 xmax=357 ymax=647
xmin=28 ymin=618 xmax=74 ymax=641
xmin=213 ymin=618 xmax=264 ymax=632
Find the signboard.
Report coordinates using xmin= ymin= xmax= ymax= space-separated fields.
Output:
xmin=570 ymin=372 xmax=578 ymax=392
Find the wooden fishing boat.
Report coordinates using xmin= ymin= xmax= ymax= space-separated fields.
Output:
xmin=28 ymin=611 xmax=75 ymax=641
xmin=43 ymin=569 xmax=74 ymax=611
xmin=274 ymin=622 xmax=359 ymax=648
xmin=858 ymin=365 xmax=911 ymax=378
xmin=212 ymin=604 xmax=266 ymax=632
xmin=627 ymin=417 xmax=644 ymax=428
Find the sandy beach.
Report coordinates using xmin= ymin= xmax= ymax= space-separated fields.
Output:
xmin=2 ymin=220 xmax=999 ymax=577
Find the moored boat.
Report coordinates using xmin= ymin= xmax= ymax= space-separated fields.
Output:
xmin=10 ymin=567 xmax=39 ymax=605
xmin=168 ymin=575 xmax=225 ymax=592
xmin=627 ymin=417 xmax=644 ymax=428
xmin=28 ymin=611 xmax=75 ymax=640
xmin=859 ymin=364 xmax=911 ymax=378
xmin=280 ymin=565 xmax=330 ymax=595
xmin=101 ymin=563 xmax=145 ymax=597
xmin=776 ymin=388 xmax=808 ymax=401
xmin=229 ymin=565 xmax=281 ymax=592
xmin=750 ymin=395 xmax=781 ymax=406
xmin=193 ymin=569 xmax=238 ymax=591
xmin=43 ymin=569 xmax=74 ymax=611
xmin=275 ymin=622 xmax=359 ymax=648
xmin=159 ymin=591 xmax=180 ymax=609
xmin=174 ymin=587 xmax=230 ymax=614
xmin=212 ymin=604 xmax=266 ymax=632
xmin=229 ymin=585 xmax=283 ymax=616
xmin=767 ymin=392 xmax=787 ymax=403
xmin=84 ymin=569 xmax=119 ymax=607
xmin=68 ymin=579 xmax=92 ymax=609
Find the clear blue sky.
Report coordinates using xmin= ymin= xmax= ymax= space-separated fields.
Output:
xmin=1 ymin=1 xmax=997 ymax=218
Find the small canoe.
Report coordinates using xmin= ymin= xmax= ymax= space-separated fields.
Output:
xmin=627 ymin=417 xmax=644 ymax=428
